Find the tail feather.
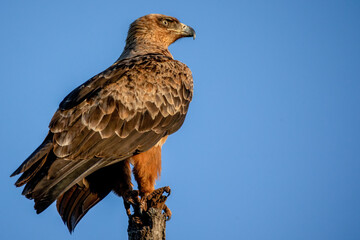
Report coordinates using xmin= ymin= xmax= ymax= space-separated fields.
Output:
xmin=55 ymin=160 xmax=132 ymax=232
xmin=57 ymin=183 xmax=111 ymax=232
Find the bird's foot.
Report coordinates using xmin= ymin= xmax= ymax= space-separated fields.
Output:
xmin=141 ymin=186 xmax=172 ymax=220
xmin=123 ymin=186 xmax=172 ymax=220
xmin=123 ymin=190 xmax=140 ymax=216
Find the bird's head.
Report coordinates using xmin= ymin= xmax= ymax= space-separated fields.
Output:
xmin=125 ymin=14 xmax=196 ymax=49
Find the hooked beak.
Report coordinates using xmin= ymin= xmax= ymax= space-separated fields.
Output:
xmin=180 ymin=23 xmax=196 ymax=40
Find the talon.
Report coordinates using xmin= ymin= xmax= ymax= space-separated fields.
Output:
xmin=163 ymin=204 xmax=172 ymax=221
xmin=139 ymin=196 xmax=148 ymax=214
xmin=147 ymin=186 xmax=171 ymax=201
xmin=163 ymin=186 xmax=171 ymax=197
xmin=123 ymin=199 xmax=131 ymax=216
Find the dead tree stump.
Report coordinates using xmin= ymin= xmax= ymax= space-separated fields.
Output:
xmin=128 ymin=208 xmax=166 ymax=240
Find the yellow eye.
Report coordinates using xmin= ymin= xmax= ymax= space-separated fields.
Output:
xmin=163 ymin=20 xmax=168 ymax=26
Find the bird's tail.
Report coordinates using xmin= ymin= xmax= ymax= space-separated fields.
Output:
xmin=56 ymin=159 xmax=132 ymax=232
xmin=56 ymin=183 xmax=110 ymax=233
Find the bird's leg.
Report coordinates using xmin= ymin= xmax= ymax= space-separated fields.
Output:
xmin=129 ymin=142 xmax=171 ymax=219
xmin=122 ymin=190 xmax=140 ymax=216
xmin=109 ymin=159 xmax=135 ymax=216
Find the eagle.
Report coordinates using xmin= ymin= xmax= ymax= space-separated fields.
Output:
xmin=11 ymin=14 xmax=195 ymax=232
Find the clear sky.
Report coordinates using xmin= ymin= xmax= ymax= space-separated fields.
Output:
xmin=1 ymin=0 xmax=360 ymax=239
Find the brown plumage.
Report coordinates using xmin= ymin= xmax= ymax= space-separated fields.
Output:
xmin=11 ymin=14 xmax=195 ymax=232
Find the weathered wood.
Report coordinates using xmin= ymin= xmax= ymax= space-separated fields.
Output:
xmin=128 ymin=208 xmax=166 ymax=240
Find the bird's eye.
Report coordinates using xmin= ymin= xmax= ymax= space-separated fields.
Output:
xmin=163 ymin=20 xmax=168 ymax=26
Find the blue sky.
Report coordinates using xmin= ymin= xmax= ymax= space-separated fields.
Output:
xmin=1 ymin=0 xmax=360 ymax=239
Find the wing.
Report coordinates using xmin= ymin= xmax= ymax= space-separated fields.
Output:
xmin=50 ymin=53 xmax=193 ymax=159
xmin=14 ymin=53 xmax=193 ymax=213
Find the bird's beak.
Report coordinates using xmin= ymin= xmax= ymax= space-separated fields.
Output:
xmin=180 ymin=23 xmax=196 ymax=40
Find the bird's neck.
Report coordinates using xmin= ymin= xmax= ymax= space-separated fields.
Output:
xmin=118 ymin=41 xmax=173 ymax=60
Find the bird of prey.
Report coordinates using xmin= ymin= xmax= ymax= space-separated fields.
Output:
xmin=11 ymin=14 xmax=195 ymax=232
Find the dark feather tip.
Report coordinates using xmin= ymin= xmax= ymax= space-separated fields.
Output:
xmin=10 ymin=168 xmax=21 ymax=177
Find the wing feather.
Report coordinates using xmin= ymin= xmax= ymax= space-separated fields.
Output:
xmin=87 ymin=106 xmax=104 ymax=130
xmin=99 ymin=111 xmax=121 ymax=139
